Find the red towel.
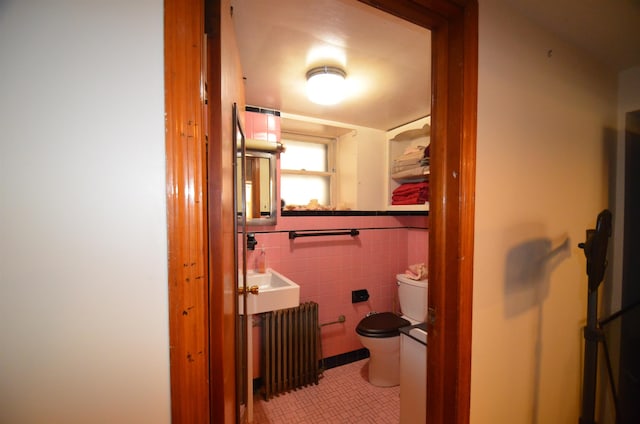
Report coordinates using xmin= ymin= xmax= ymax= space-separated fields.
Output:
xmin=392 ymin=181 xmax=428 ymax=196
xmin=392 ymin=181 xmax=429 ymax=205
xmin=392 ymin=197 xmax=427 ymax=205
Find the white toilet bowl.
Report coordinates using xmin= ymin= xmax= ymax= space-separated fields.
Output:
xmin=356 ymin=312 xmax=410 ymax=387
xmin=355 ymin=274 xmax=428 ymax=387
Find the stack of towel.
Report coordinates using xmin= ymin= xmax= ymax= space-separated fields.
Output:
xmin=392 ymin=181 xmax=429 ymax=205
xmin=391 ymin=145 xmax=430 ymax=179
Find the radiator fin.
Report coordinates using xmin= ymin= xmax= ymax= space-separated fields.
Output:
xmin=263 ymin=301 xmax=320 ymax=400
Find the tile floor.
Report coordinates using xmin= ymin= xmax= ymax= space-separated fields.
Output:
xmin=252 ymin=359 xmax=399 ymax=424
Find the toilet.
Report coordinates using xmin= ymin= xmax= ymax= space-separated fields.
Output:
xmin=356 ymin=274 xmax=428 ymax=387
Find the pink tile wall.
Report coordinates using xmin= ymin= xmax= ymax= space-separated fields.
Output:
xmin=407 ymin=227 xmax=429 ymax=266
xmin=245 ymin=109 xmax=281 ymax=142
xmin=241 ymin=119 xmax=429 ymax=375
xmin=243 ymin=215 xmax=428 ymax=377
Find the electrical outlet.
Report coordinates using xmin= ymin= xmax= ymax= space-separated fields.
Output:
xmin=351 ymin=289 xmax=369 ymax=303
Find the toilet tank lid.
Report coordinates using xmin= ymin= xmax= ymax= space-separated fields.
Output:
xmin=397 ymin=273 xmax=428 ymax=287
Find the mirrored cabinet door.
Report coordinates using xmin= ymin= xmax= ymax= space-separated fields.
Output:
xmin=236 ymin=150 xmax=277 ymax=226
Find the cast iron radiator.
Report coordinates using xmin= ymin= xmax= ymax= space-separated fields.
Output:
xmin=263 ymin=301 xmax=320 ymax=400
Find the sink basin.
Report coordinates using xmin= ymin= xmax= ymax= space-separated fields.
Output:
xmin=238 ymin=268 xmax=300 ymax=315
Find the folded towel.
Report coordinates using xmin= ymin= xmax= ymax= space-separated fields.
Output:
xmin=392 ymin=190 xmax=428 ymax=200
xmin=402 ymin=145 xmax=427 ymax=155
xmin=391 ymin=166 xmax=430 ymax=180
xmin=405 ymin=263 xmax=427 ymax=280
xmin=391 ymin=181 xmax=429 ymax=205
xmin=395 ymin=150 xmax=424 ymax=162
xmin=392 ymin=181 xmax=429 ymax=196
xmin=393 ymin=158 xmax=422 ymax=170
xmin=392 ymin=197 xmax=427 ymax=205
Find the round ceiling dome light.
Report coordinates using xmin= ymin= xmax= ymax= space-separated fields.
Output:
xmin=305 ymin=66 xmax=347 ymax=105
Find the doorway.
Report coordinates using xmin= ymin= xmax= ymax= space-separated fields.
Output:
xmin=619 ymin=110 xmax=640 ymax=423
xmin=164 ymin=1 xmax=478 ymax=423
xmin=233 ymin=7 xmax=430 ymax=420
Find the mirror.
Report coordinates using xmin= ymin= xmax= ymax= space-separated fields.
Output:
xmin=236 ymin=150 xmax=277 ymax=226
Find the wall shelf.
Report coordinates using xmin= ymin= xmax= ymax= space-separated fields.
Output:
xmin=386 ymin=117 xmax=430 ymax=212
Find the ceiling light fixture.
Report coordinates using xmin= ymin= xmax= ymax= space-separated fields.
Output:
xmin=306 ymin=66 xmax=347 ymax=105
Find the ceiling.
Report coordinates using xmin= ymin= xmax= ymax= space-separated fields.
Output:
xmin=231 ymin=0 xmax=640 ymax=135
xmin=232 ymin=0 xmax=431 ymax=134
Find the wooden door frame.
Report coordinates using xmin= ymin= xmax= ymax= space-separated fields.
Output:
xmin=165 ymin=0 xmax=210 ymax=422
xmin=164 ymin=0 xmax=477 ymax=422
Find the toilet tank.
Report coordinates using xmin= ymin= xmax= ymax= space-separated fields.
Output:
xmin=397 ymin=274 xmax=428 ymax=322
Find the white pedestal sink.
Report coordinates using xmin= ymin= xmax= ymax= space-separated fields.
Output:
xmin=238 ymin=268 xmax=300 ymax=423
xmin=238 ymin=268 xmax=300 ymax=315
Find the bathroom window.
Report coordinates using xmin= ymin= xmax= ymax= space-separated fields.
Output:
xmin=280 ymin=134 xmax=335 ymax=208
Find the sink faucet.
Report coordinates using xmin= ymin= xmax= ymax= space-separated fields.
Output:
xmin=247 ymin=233 xmax=258 ymax=250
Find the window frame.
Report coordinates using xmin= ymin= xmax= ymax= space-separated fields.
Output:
xmin=280 ymin=132 xmax=337 ymax=207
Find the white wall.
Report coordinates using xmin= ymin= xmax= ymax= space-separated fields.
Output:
xmin=337 ymin=126 xmax=387 ymax=210
xmin=0 ymin=1 xmax=170 ymax=423
xmin=471 ymin=1 xmax=617 ymax=422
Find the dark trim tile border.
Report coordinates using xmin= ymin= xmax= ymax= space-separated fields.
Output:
xmin=321 ymin=348 xmax=370 ymax=370
xmin=245 ymin=105 xmax=280 ymax=116
xmin=251 ymin=348 xmax=370 ymax=393
xmin=282 ymin=210 xmax=428 ymax=217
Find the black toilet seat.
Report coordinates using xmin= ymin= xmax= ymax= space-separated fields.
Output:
xmin=356 ymin=312 xmax=410 ymax=338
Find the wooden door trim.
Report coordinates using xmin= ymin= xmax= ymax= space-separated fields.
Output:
xmin=164 ymin=0 xmax=210 ymax=422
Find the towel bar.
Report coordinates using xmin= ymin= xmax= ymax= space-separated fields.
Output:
xmin=288 ymin=229 xmax=359 ymax=239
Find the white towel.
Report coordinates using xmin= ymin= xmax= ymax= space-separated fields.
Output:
xmin=405 ymin=263 xmax=427 ymax=280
